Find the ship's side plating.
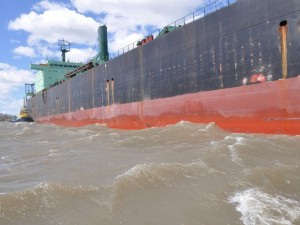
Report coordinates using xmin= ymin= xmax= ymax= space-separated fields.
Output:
xmin=27 ymin=0 xmax=300 ymax=134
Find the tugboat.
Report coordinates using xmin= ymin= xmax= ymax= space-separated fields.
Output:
xmin=13 ymin=100 xmax=34 ymax=122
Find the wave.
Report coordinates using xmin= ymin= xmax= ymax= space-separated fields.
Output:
xmin=0 ymin=182 xmax=112 ymax=225
xmin=114 ymin=161 xmax=215 ymax=188
xmin=229 ymin=188 xmax=300 ymax=225
xmin=110 ymin=161 xmax=222 ymax=208
xmin=0 ymin=160 xmax=220 ymax=225
xmin=244 ymin=163 xmax=300 ymax=193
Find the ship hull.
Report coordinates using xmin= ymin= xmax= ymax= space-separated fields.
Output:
xmin=33 ymin=76 xmax=300 ymax=135
xmin=27 ymin=0 xmax=300 ymax=135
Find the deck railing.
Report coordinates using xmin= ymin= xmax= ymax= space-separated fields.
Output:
xmin=109 ymin=0 xmax=237 ymax=59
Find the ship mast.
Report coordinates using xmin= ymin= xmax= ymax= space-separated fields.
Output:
xmin=58 ymin=39 xmax=70 ymax=62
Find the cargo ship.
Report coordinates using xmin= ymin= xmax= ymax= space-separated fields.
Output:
xmin=25 ymin=0 xmax=300 ymax=135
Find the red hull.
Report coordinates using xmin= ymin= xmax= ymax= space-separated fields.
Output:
xmin=35 ymin=77 xmax=300 ymax=135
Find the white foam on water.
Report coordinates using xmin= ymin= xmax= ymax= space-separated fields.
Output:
xmin=229 ymin=188 xmax=300 ymax=225
xmin=174 ymin=120 xmax=190 ymax=127
xmin=214 ymin=135 xmax=246 ymax=166
xmin=15 ymin=127 xmax=27 ymax=135
xmin=0 ymin=156 xmax=14 ymax=173
xmin=48 ymin=149 xmax=59 ymax=157
xmin=204 ymin=122 xmax=217 ymax=130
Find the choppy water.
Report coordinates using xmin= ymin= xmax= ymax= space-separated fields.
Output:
xmin=0 ymin=121 xmax=299 ymax=225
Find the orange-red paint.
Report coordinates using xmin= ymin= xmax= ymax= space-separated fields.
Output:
xmin=34 ymin=76 xmax=300 ymax=135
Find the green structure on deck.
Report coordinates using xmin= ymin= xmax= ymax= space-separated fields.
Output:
xmin=31 ymin=60 xmax=83 ymax=93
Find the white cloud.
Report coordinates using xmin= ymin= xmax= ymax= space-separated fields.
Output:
xmin=0 ymin=98 xmax=24 ymax=116
xmin=13 ymin=46 xmax=36 ymax=58
xmin=32 ymin=0 xmax=71 ymax=12
xmin=0 ymin=62 xmax=34 ymax=95
xmin=71 ymin=0 xmax=202 ymax=26
xmin=65 ymin=47 xmax=97 ymax=63
xmin=8 ymin=0 xmax=99 ymax=62
xmin=8 ymin=6 xmax=99 ymax=46
xmin=0 ymin=63 xmax=35 ymax=115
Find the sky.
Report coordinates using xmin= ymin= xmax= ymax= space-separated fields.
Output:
xmin=0 ymin=0 xmax=210 ymax=116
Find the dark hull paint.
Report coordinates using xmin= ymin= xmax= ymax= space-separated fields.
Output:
xmin=27 ymin=0 xmax=300 ymax=135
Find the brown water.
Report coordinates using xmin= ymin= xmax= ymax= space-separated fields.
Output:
xmin=0 ymin=121 xmax=299 ymax=225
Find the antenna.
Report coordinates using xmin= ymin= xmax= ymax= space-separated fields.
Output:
xmin=58 ymin=39 xmax=70 ymax=62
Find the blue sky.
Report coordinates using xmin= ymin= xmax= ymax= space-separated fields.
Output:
xmin=0 ymin=0 xmax=209 ymax=115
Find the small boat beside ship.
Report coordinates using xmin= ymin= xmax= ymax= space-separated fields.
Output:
xmin=12 ymin=106 xmax=34 ymax=123
xmin=12 ymin=97 xmax=34 ymax=123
